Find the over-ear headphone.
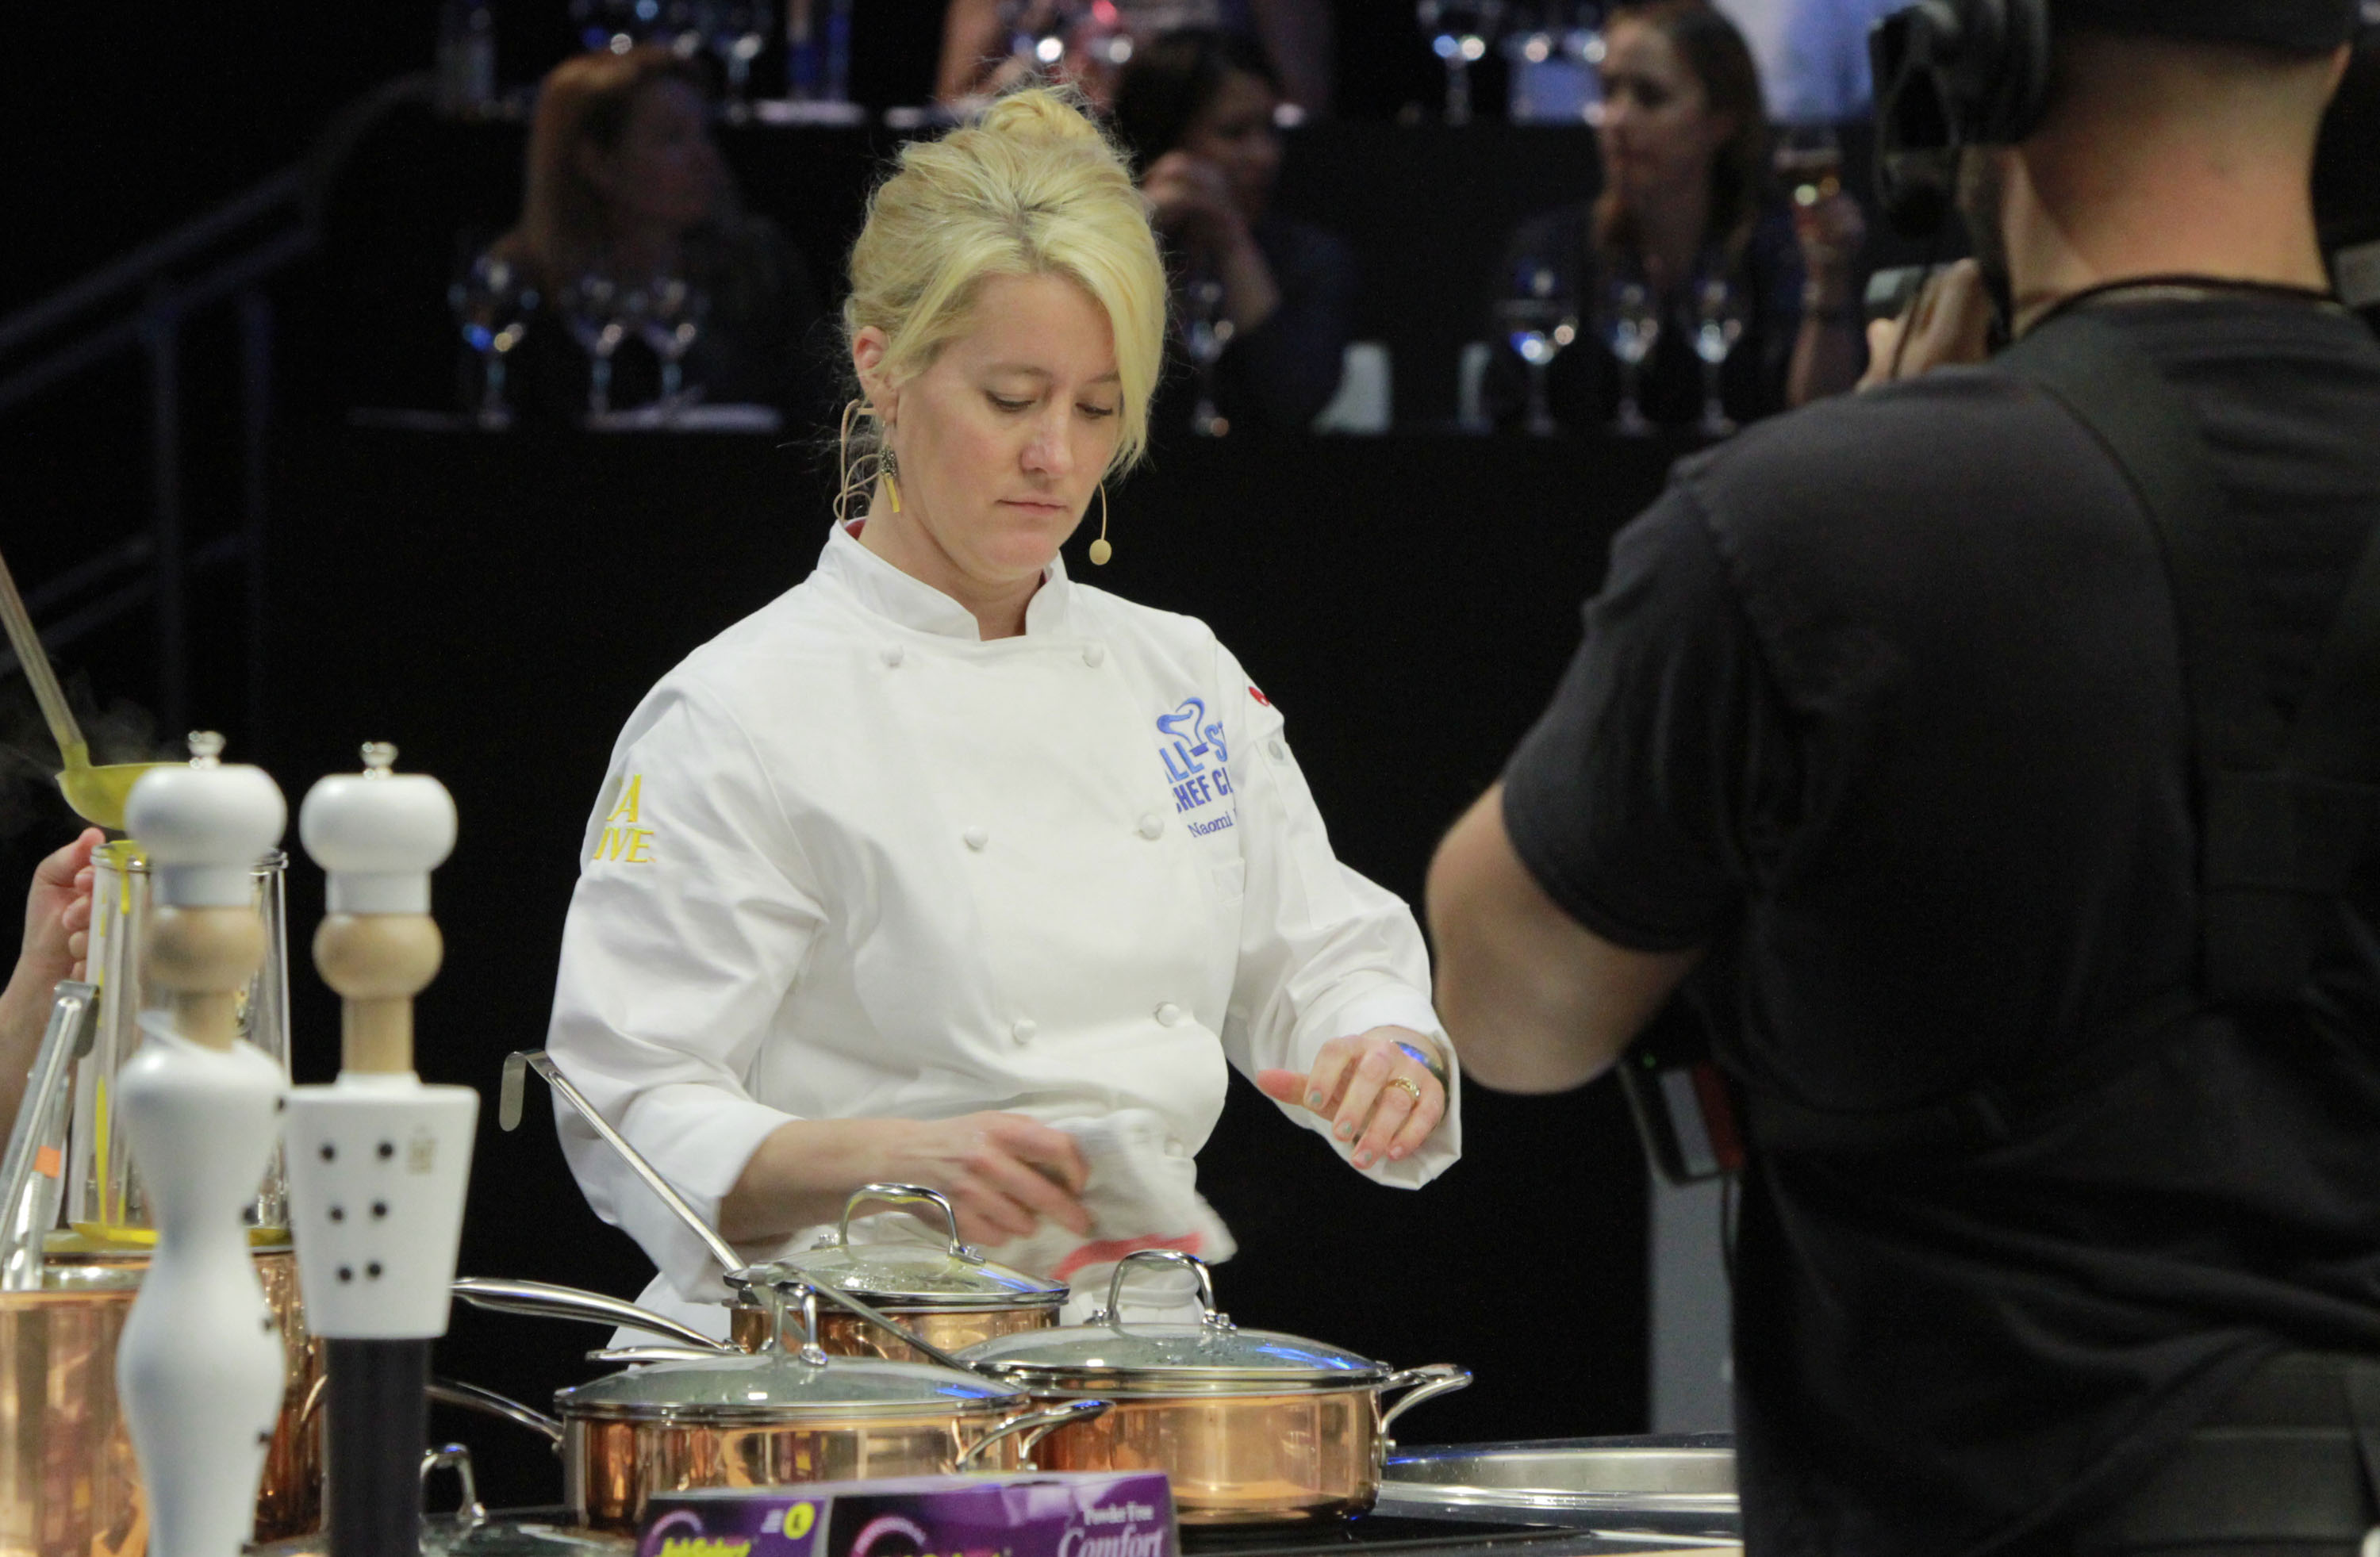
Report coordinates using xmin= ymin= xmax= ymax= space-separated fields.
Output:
xmin=1868 ymin=0 xmax=2053 ymax=236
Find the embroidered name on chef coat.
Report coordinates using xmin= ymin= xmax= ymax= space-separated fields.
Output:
xmin=1157 ymin=699 xmax=1236 ymax=834
xmin=591 ymin=773 xmax=658 ymax=864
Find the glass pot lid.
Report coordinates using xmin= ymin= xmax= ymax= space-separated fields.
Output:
xmin=556 ymin=1284 xmax=1027 ymax=1421
xmin=555 ymin=1348 xmax=1023 ymax=1419
xmin=766 ymin=1184 xmax=1065 ymax=1308
xmin=958 ymin=1251 xmax=1390 ymax=1392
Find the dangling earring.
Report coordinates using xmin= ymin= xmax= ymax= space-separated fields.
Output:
xmin=835 ymin=398 xmax=865 ymax=524
xmin=882 ymin=444 xmax=902 ymax=514
xmin=1088 ymin=482 xmax=1112 ymax=566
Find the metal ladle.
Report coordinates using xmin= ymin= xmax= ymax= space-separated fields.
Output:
xmin=0 ymin=543 xmax=169 ymax=830
xmin=498 ymin=1049 xmax=996 ymax=1378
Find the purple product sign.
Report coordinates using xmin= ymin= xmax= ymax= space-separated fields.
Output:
xmin=639 ymin=1472 xmax=1178 ymax=1557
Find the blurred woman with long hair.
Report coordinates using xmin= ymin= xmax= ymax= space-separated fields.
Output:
xmin=492 ymin=44 xmax=827 ymax=417
xmin=1484 ymin=0 xmax=1865 ymax=433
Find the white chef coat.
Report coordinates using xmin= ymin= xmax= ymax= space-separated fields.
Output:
xmin=545 ymin=520 xmax=1461 ymax=1333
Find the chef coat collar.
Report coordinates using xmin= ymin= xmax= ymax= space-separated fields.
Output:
xmin=818 ymin=520 xmax=1077 ymax=642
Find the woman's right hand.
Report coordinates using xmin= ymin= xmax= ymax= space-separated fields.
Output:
xmin=723 ymin=1111 xmax=1092 ymax=1248
xmin=875 ymin=1112 xmax=1093 ymax=1245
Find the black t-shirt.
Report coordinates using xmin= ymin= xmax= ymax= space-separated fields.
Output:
xmin=1502 ymin=293 xmax=2380 ymax=1557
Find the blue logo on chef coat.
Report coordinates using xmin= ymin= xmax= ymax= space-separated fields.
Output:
xmin=1157 ymin=698 xmax=1234 ymax=819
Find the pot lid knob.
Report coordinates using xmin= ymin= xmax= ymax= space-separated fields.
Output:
xmin=125 ymin=732 xmax=287 ymax=908
xmin=300 ymin=742 xmax=458 ymax=914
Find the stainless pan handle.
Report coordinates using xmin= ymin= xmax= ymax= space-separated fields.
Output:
xmin=501 ymin=1049 xmax=750 ymax=1278
xmin=957 ymin=1398 xmax=1110 ymax=1471
xmin=839 ymin=1183 xmax=981 ymax=1263
xmin=1378 ymin=1363 xmax=1472 ymax=1439
xmin=420 ymin=1443 xmax=488 ymax=1526
xmin=589 ymin=1344 xmax=736 ymax=1365
xmin=428 ymin=1378 xmax=564 ymax=1447
xmin=452 ymin=1275 xmax=734 ymax=1352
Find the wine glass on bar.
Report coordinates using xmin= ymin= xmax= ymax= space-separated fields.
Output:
xmin=1496 ymin=264 xmax=1579 ymax=437
xmin=447 ymin=252 xmax=538 ymax=430
xmin=704 ymin=0 xmax=771 ymax=120
xmin=639 ymin=277 xmax=709 ymax=416
xmin=1183 ymin=275 xmax=1234 ymax=437
xmin=1416 ymin=0 xmax=1507 ymax=125
xmin=1692 ymin=274 xmax=1745 ymax=437
xmin=1603 ymin=276 xmax=1660 ymax=436
xmin=560 ymin=268 xmax=628 ymax=420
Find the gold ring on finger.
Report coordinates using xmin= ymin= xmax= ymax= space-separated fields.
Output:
xmin=1387 ymin=1076 xmax=1422 ymax=1105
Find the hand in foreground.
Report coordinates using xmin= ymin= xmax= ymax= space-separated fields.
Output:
xmin=1860 ymin=258 xmax=1995 ymax=389
xmin=20 ymin=829 xmax=102 ymax=988
xmin=876 ymin=1111 xmax=1093 ymax=1247
xmin=1256 ymin=1027 xmax=1448 ymax=1171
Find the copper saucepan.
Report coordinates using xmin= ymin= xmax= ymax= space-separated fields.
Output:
xmin=960 ymin=1251 xmax=1472 ymax=1525
xmin=445 ymin=1283 xmax=1107 ymax=1533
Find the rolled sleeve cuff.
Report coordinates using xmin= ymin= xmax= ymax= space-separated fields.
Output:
xmin=1290 ymin=982 xmax=1462 ymax=1190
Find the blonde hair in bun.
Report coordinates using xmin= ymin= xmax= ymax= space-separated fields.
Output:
xmin=843 ymin=86 xmax=1167 ymax=480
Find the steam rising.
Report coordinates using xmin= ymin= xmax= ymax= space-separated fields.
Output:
xmin=0 ymin=673 xmax=177 ymax=838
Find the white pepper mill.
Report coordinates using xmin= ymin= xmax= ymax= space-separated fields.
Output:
xmin=287 ymin=742 xmax=474 ymax=1557
xmin=116 ymin=731 xmax=290 ymax=1557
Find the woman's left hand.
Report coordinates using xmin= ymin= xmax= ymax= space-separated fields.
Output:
xmin=1256 ymin=1027 xmax=1449 ymax=1170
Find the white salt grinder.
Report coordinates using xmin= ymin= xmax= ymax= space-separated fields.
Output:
xmin=117 ymin=731 xmax=290 ymax=1557
xmin=289 ymin=742 xmax=473 ymax=1557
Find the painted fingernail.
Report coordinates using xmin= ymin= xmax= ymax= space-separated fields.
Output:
xmin=1334 ymin=1122 xmax=1353 ymax=1140
xmin=1353 ymin=1151 xmax=1374 ymax=1168
xmin=1388 ymin=1148 xmax=1405 ymax=1160
xmin=1307 ymin=1091 xmax=1324 ymax=1108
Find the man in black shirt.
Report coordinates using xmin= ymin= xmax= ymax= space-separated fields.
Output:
xmin=1424 ymin=3 xmax=2380 ymax=1553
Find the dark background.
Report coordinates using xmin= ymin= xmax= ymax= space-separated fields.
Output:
xmin=4 ymin=1 xmax=2378 ymax=1517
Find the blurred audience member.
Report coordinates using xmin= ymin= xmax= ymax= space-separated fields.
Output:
xmin=1484 ymin=0 xmax=1864 ymax=434
xmin=0 ymin=830 xmax=99 ymax=1133
xmin=938 ymin=0 xmax=1331 ymax=116
xmin=1115 ymin=29 xmax=1354 ymax=435
xmin=490 ymin=45 xmax=828 ymax=420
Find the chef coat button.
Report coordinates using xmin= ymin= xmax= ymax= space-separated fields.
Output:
xmin=1154 ymin=1002 xmax=1183 ymax=1027
xmin=1012 ymin=1018 xmax=1037 ymax=1045
xmin=963 ymin=827 xmax=988 ymax=851
xmin=1083 ymin=643 xmax=1106 ymax=668
xmin=881 ymin=644 xmax=905 ymax=668
xmin=1137 ymin=815 xmax=1164 ymax=840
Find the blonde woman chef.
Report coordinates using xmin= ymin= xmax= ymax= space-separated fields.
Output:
xmin=545 ymin=86 xmax=1458 ymax=1336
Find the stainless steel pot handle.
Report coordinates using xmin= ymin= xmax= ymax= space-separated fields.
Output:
xmin=839 ymin=1183 xmax=982 ymax=1264
xmin=500 ymin=1049 xmax=750 ymax=1277
xmin=420 ymin=1442 xmax=488 ymax=1526
xmin=428 ymin=1378 xmax=565 ymax=1447
xmin=957 ymin=1398 xmax=1111 ymax=1471
xmin=1377 ymin=1364 xmax=1472 ymax=1439
xmin=589 ymin=1345 xmax=739 ymax=1365
xmin=1090 ymin=1248 xmax=1226 ymax=1332
xmin=452 ymin=1275 xmax=735 ymax=1353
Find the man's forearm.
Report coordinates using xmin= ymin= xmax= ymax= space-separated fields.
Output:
xmin=1426 ymin=785 xmax=1698 ymax=1092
